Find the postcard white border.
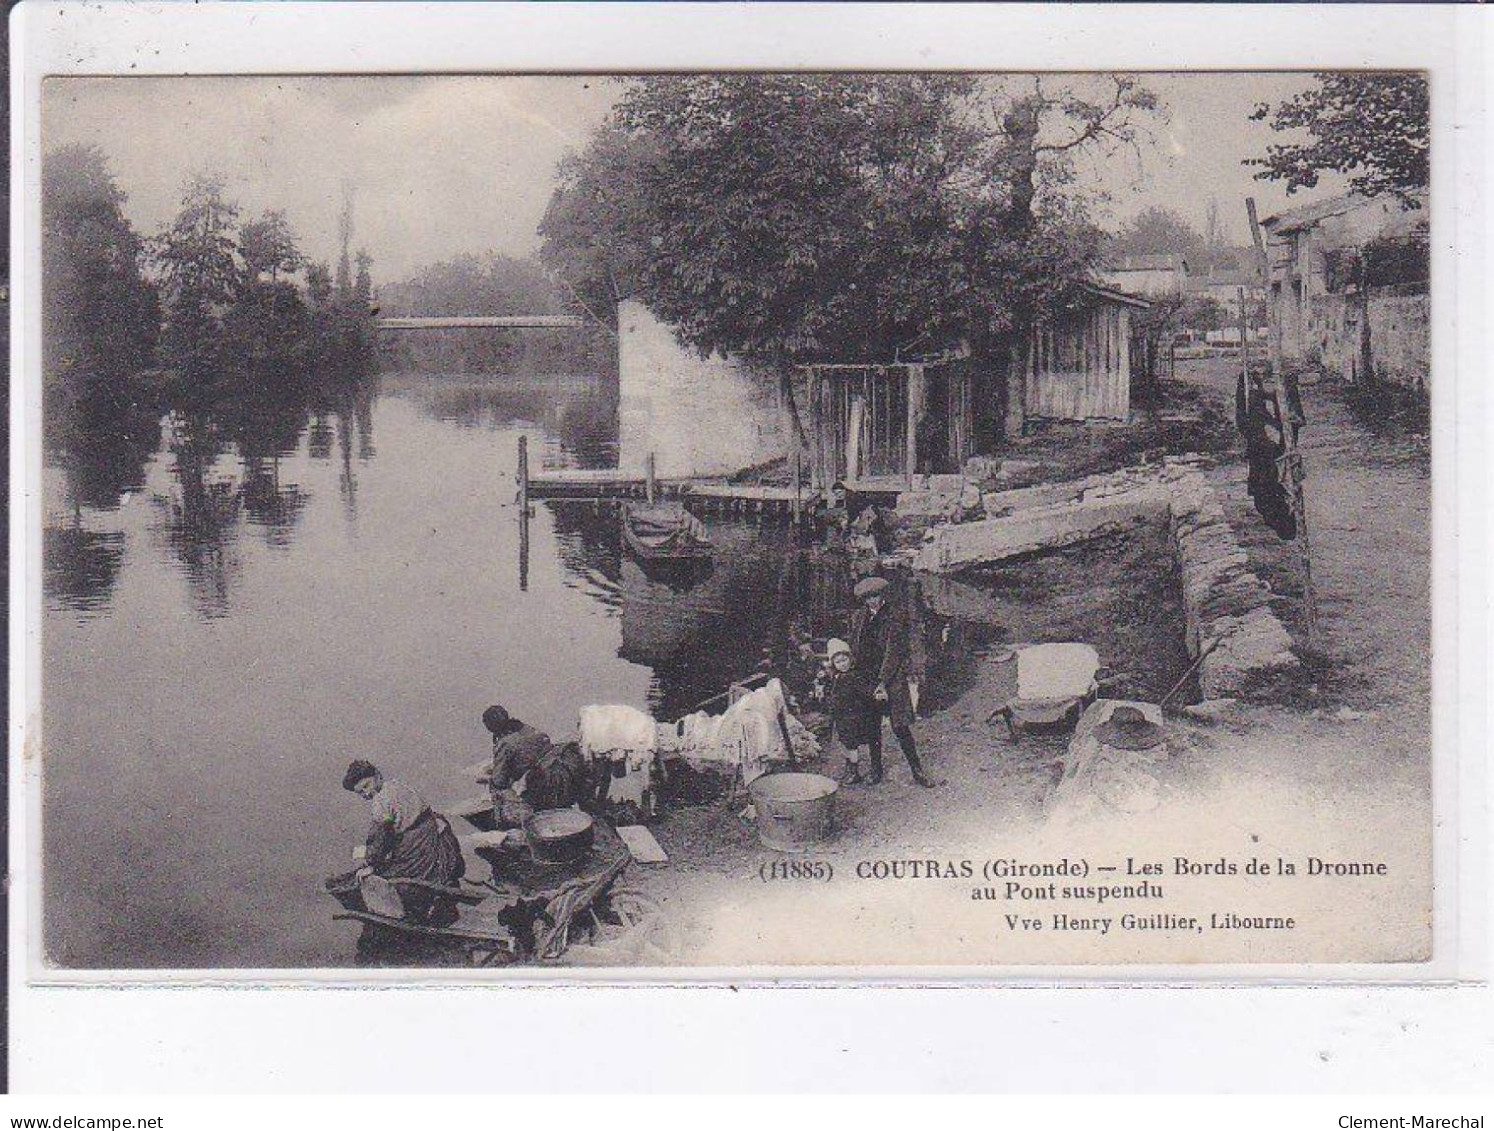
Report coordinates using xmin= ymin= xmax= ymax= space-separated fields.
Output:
xmin=9 ymin=1 xmax=1490 ymax=1091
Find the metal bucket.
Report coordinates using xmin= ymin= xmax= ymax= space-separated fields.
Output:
xmin=748 ymin=772 xmax=838 ymax=852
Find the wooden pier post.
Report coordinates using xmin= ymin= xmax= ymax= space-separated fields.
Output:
xmin=645 ymin=452 xmax=657 ymax=504
xmin=517 ymin=434 xmax=529 ymax=512
xmin=517 ymin=435 xmax=530 ymax=592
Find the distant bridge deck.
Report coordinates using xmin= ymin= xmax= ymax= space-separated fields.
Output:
xmin=376 ymin=314 xmax=585 ymax=331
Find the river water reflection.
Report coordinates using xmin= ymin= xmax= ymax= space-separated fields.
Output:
xmin=42 ymin=368 xmax=852 ymax=968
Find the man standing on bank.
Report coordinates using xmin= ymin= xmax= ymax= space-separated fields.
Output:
xmin=848 ymin=576 xmax=936 ymax=788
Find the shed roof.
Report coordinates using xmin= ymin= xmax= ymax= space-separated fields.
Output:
xmin=1081 ymin=281 xmax=1153 ymax=310
xmin=1262 ymin=188 xmax=1428 ymax=234
xmin=1261 ymin=192 xmax=1363 ymax=233
xmin=1103 ymin=253 xmax=1190 ymax=274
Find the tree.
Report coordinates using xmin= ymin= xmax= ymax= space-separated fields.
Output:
xmin=979 ymin=73 xmax=1161 ymax=432
xmin=305 ymin=261 xmax=333 ymax=307
xmin=545 ymin=75 xmax=1015 ymax=449
xmin=1249 ymin=73 xmax=1429 ymax=202
xmin=353 ymin=249 xmax=373 ymax=304
xmin=1203 ymin=198 xmax=1225 ymax=259
xmin=538 ymin=120 xmax=663 ymax=327
xmin=42 ymin=144 xmax=159 ymax=393
xmin=1106 ymin=206 xmax=1206 ymax=264
xmin=238 ymin=210 xmax=302 ymax=285
xmin=42 ymin=145 xmax=161 ymax=504
xmin=335 ymin=185 xmax=355 ymax=297
xmin=154 ymin=172 xmax=241 ymax=374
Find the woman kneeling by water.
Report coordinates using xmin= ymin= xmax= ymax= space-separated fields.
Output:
xmin=342 ymin=759 xmax=465 ymax=923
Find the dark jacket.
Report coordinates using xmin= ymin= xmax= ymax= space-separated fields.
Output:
xmin=827 ymin=668 xmax=880 ymax=749
xmin=849 ymin=599 xmax=910 ymax=691
xmin=489 ymin=724 xmax=591 ymax=825
xmin=490 ymin=722 xmax=554 ymax=792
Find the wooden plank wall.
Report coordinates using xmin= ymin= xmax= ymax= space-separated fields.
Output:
xmin=1024 ymin=304 xmax=1132 ymax=421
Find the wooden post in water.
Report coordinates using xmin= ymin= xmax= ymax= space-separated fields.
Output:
xmin=645 ymin=452 xmax=657 ymax=504
xmin=517 ymin=434 xmax=530 ymax=511
xmin=517 ymin=434 xmax=530 ymax=592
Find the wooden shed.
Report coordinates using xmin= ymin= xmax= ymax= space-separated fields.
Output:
xmin=1023 ymin=284 xmax=1151 ymax=422
xmin=803 ymin=355 xmax=976 ymax=489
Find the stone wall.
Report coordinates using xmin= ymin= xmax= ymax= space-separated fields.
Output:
xmin=1308 ymin=289 xmax=1429 ymax=394
xmin=1366 ymin=291 xmax=1429 ymax=393
xmin=617 ymin=299 xmax=790 ymax=476
xmin=906 ymin=460 xmax=1300 ymax=701
xmin=1164 ymin=466 xmax=1298 ymax=699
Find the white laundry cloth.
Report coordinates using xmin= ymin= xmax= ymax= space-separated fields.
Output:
xmin=578 ymin=704 xmax=658 ymax=813
xmin=1016 ymin=643 xmax=1100 ymax=703
xmin=578 ymin=704 xmax=658 ymax=757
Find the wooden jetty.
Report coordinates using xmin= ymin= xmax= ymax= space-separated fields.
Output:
xmin=522 ymin=442 xmax=822 ymax=521
xmin=526 ymin=469 xmax=696 ymax=500
xmin=526 ymin=471 xmax=820 ymax=518
xmin=377 ymin=314 xmax=584 ymax=331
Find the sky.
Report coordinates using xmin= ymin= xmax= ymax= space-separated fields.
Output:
xmin=41 ymin=72 xmax=1347 ymax=286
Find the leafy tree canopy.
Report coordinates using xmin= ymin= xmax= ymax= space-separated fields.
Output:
xmin=540 ymin=74 xmax=1153 ymax=370
xmin=378 ymin=251 xmax=564 ymax=318
xmin=239 ymin=210 xmax=303 ymax=285
xmin=1249 ymin=73 xmax=1429 ymax=202
xmin=42 ymin=144 xmax=160 ymax=387
xmin=1105 ymin=206 xmax=1206 ymax=265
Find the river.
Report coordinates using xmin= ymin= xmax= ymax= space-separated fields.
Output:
xmin=41 ymin=367 xmax=848 ymax=968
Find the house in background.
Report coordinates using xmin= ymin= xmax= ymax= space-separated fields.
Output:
xmin=1261 ymin=189 xmax=1428 ymax=393
xmin=1095 ymin=253 xmax=1190 ymax=302
xmin=1186 ymin=266 xmax=1265 ymax=309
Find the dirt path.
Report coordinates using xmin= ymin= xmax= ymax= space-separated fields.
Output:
xmin=1176 ymin=356 xmax=1431 ymax=737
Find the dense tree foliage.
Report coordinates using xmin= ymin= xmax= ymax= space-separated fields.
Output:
xmin=42 ymin=145 xmax=160 ymax=397
xmin=1105 ymin=206 xmax=1206 ymax=265
xmin=148 ymin=172 xmax=375 ymax=391
xmin=540 ymin=73 xmax=1159 ymax=440
xmin=239 ymin=210 xmax=303 ymax=284
xmin=42 ymin=145 xmax=163 ymax=503
xmin=1249 ymin=73 xmax=1429 ymax=202
xmin=153 ymin=172 xmax=242 ymax=375
xmin=379 ymin=252 xmax=563 ymax=318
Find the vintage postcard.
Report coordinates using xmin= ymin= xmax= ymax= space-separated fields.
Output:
xmin=27 ymin=61 xmax=1446 ymax=977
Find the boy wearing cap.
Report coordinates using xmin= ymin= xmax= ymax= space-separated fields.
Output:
xmin=849 ymin=576 xmax=936 ymax=788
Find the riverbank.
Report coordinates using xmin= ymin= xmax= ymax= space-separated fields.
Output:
xmin=609 ymin=358 xmax=1431 ymax=968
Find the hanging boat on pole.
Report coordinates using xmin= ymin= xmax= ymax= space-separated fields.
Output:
xmin=621 ymin=501 xmax=714 ymax=565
